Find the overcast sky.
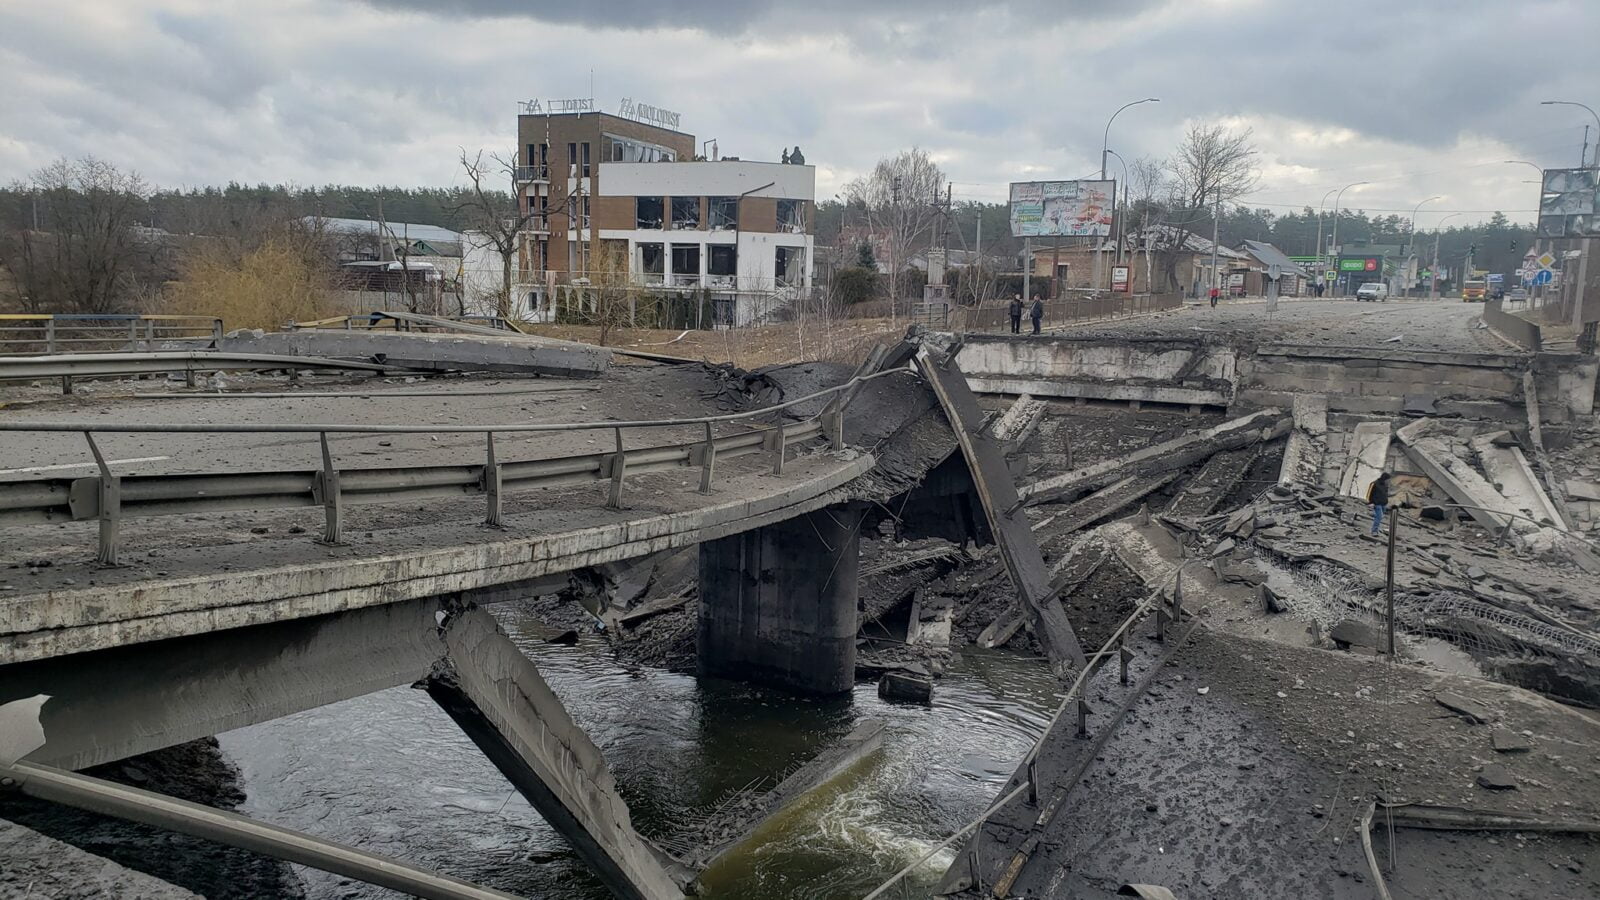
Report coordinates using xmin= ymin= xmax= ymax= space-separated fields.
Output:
xmin=3 ymin=0 xmax=1597 ymax=225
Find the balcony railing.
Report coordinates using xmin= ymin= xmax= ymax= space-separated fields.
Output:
xmin=514 ymin=165 xmax=549 ymax=182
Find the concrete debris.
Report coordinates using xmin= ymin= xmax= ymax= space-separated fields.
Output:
xmin=1402 ymin=393 xmax=1438 ymax=415
xmin=878 ymin=668 xmax=934 ymax=704
xmin=1117 ymin=886 xmax=1178 ymax=900
xmin=1025 ymin=408 xmax=1288 ymax=505
xmin=1567 ymin=480 xmax=1600 ymax=502
xmin=1329 ymin=619 xmax=1381 ymax=651
xmin=1476 ymin=764 xmax=1519 ymax=791
xmin=1490 ymin=727 xmax=1534 ymax=753
xmin=1278 ymin=394 xmax=1328 ymax=488
xmin=1435 ymin=691 xmax=1493 ymax=724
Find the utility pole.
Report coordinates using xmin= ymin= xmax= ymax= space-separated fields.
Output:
xmin=1584 ymin=125 xmax=1592 ymax=168
xmin=1209 ymin=186 xmax=1220 ymax=299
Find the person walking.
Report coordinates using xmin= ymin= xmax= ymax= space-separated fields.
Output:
xmin=1367 ymin=471 xmax=1392 ymax=535
xmin=1208 ymin=286 xmax=1220 ymax=308
xmin=1008 ymin=294 xmax=1023 ymax=334
xmin=1029 ymin=296 xmax=1044 ymax=334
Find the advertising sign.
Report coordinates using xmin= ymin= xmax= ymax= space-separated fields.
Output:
xmin=1538 ymin=168 xmax=1600 ymax=237
xmin=1111 ymin=265 xmax=1131 ymax=293
xmin=1009 ymin=180 xmax=1115 ymax=237
xmin=1339 ymin=258 xmax=1378 ymax=272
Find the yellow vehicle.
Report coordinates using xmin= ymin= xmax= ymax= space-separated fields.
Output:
xmin=1462 ymin=280 xmax=1487 ymax=302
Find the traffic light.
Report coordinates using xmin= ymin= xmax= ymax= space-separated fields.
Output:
xmin=1510 ymin=239 xmax=1517 ymax=251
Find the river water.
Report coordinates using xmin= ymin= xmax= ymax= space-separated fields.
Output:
xmin=218 ymin=603 xmax=1060 ymax=899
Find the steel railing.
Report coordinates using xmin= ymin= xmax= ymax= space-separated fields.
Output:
xmin=0 ymin=364 xmax=906 ymax=566
xmin=0 ymin=314 xmax=223 ymax=356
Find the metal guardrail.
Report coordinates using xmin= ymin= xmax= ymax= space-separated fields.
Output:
xmin=0 ymin=314 xmax=223 ymax=356
xmin=0 ymin=351 xmax=414 ymax=393
xmin=0 ymin=366 xmax=907 ymax=565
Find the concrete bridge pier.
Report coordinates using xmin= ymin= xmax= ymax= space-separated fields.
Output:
xmin=696 ymin=503 xmax=865 ymax=695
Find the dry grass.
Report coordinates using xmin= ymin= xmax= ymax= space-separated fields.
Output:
xmin=164 ymin=238 xmax=341 ymax=332
xmin=521 ymin=317 xmax=908 ymax=369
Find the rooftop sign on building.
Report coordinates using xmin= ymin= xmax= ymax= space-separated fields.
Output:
xmin=519 ymin=98 xmax=594 ymax=115
xmin=618 ymin=97 xmax=681 ymax=131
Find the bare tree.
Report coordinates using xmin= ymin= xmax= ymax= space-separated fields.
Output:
xmin=1157 ymin=125 xmax=1259 ymax=292
xmin=453 ymin=149 xmax=549 ymax=320
xmin=841 ymin=147 xmax=947 ymax=319
xmin=0 ymin=157 xmax=152 ymax=313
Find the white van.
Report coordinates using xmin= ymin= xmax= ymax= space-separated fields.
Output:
xmin=1355 ymin=282 xmax=1389 ymax=302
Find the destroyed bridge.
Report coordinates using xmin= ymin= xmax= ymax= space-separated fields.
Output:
xmin=3 ymin=304 xmax=1600 ymax=899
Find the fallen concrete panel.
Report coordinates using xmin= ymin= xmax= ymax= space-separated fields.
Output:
xmin=964 ymin=375 xmax=1229 ymax=408
xmin=683 ymin=720 xmax=885 ymax=873
xmin=1338 ymin=421 xmax=1391 ymax=500
xmin=1165 ymin=446 xmax=1258 ymax=520
xmin=916 ymin=347 xmax=1086 ymax=670
xmin=1471 ymin=432 xmax=1567 ymax=530
xmin=1026 ymin=409 xmax=1286 ymax=506
xmin=1049 ymin=472 xmax=1178 ymax=535
xmin=989 ymin=393 xmax=1047 ymax=445
xmin=1396 ymin=420 xmax=1514 ymax=533
xmin=220 ymin=329 xmax=610 ymax=378
xmin=1277 ymin=394 xmax=1327 ymax=489
xmin=426 ymin=606 xmax=685 ymax=900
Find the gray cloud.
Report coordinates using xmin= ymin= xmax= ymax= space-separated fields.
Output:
xmin=1 ymin=0 xmax=1594 ymax=223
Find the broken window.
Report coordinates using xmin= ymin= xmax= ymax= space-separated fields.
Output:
xmin=671 ymin=197 xmax=701 ymax=229
xmin=671 ymin=244 xmax=700 ymax=283
xmin=639 ymin=243 xmax=664 ymax=277
xmin=708 ymin=244 xmax=737 ymax=277
xmin=775 ymin=246 xmax=805 ymax=286
xmin=777 ymin=199 xmax=805 ymax=233
xmin=709 ymin=197 xmax=738 ymax=231
xmin=636 ymin=197 xmax=663 ymax=229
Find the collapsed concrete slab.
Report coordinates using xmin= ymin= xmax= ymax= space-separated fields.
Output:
xmin=1470 ymin=432 xmax=1567 ymax=530
xmin=425 ymin=606 xmax=686 ymax=900
xmin=1026 ymin=409 xmax=1287 ymax=506
xmin=1277 ymin=394 xmax=1327 ymax=489
xmin=1395 ymin=419 xmax=1566 ymax=555
xmin=1337 ymin=420 xmax=1391 ymax=500
xmin=219 ymin=329 xmax=610 ymax=378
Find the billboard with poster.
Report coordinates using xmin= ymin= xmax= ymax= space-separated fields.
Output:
xmin=1537 ymin=167 xmax=1600 ymax=237
xmin=1111 ymin=265 xmax=1131 ymax=292
xmin=1009 ymin=180 xmax=1115 ymax=237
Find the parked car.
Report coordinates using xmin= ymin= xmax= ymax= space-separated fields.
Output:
xmin=1355 ymin=282 xmax=1389 ymax=302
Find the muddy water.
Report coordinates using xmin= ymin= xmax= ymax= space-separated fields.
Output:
xmin=219 ymin=604 xmax=1059 ymax=899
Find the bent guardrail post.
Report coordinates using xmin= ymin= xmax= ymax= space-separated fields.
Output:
xmin=698 ymin=421 xmax=716 ymax=494
xmin=317 ymin=432 xmax=343 ymax=544
xmin=768 ymin=423 xmax=786 ymax=476
xmin=607 ymin=427 xmax=627 ymax=509
xmin=483 ymin=432 xmax=503 ymax=527
xmin=84 ymin=433 xmax=121 ymax=567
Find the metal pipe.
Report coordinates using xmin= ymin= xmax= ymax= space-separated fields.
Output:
xmin=1 ymin=761 xmax=521 ymax=900
xmin=0 ymin=366 xmax=912 ymax=436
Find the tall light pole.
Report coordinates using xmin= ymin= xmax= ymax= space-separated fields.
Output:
xmin=1406 ymin=196 xmax=1442 ymax=297
xmin=1430 ymin=212 xmax=1463 ymax=302
xmin=1540 ymin=100 xmax=1600 ymax=167
xmin=1102 ymin=98 xmax=1159 ymax=181
xmin=1098 ymin=98 xmax=1158 ymax=291
xmin=1329 ymin=181 xmax=1368 ymax=297
xmin=1106 ymin=148 xmax=1130 ymax=267
xmin=1314 ymin=187 xmax=1340 ymax=294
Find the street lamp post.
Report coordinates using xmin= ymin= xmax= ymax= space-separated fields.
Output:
xmin=1407 ymin=196 xmax=1442 ymax=297
xmin=1314 ymin=187 xmax=1339 ymax=295
xmin=1329 ymin=181 xmax=1369 ymax=297
xmin=1097 ymin=98 xmax=1158 ymax=290
xmin=1105 ymin=148 xmax=1130 ymax=268
xmin=1540 ymin=101 xmax=1600 ymax=167
xmin=1430 ymin=212 xmax=1464 ymax=302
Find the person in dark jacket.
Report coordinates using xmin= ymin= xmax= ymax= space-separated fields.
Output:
xmin=1030 ymin=296 xmax=1044 ymax=334
xmin=1008 ymin=294 xmax=1023 ymax=334
xmin=1367 ymin=472 xmax=1392 ymax=535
